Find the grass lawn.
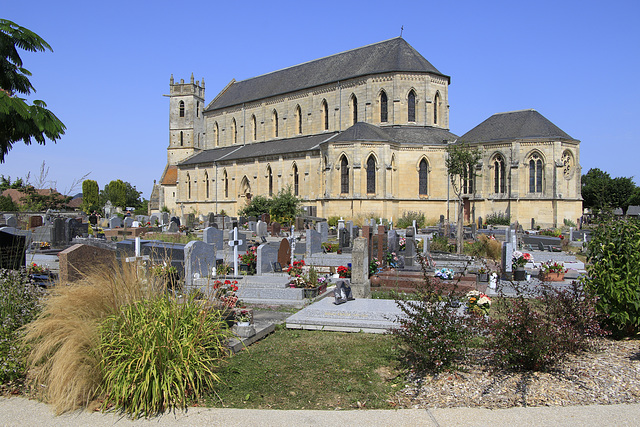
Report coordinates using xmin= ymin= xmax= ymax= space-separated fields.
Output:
xmin=206 ymin=327 xmax=402 ymax=410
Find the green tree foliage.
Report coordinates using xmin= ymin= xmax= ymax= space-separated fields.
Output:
xmin=0 ymin=175 xmax=24 ymax=191
xmin=584 ymin=217 xmax=640 ymax=336
xmin=0 ymin=19 xmax=65 ymax=162
xmin=238 ymin=195 xmax=272 ymax=218
xmin=19 ymin=185 xmax=70 ymax=211
xmin=445 ymin=144 xmax=481 ymax=253
xmin=581 ymin=168 xmax=639 ymax=213
xmin=100 ymin=180 xmax=142 ymax=209
xmin=81 ymin=179 xmax=100 ymax=213
xmin=269 ymin=186 xmax=301 ymax=225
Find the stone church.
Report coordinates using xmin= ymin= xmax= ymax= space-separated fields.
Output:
xmin=151 ymin=37 xmax=581 ymax=228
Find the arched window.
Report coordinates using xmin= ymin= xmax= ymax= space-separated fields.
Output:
xmin=380 ymin=91 xmax=388 ymax=123
xmin=205 ymin=171 xmax=209 ymax=199
xmin=293 ymin=164 xmax=299 ymax=196
xmin=408 ymin=90 xmax=416 ymax=122
xmin=251 ymin=115 xmax=257 ymax=141
xmin=529 ymin=153 xmax=543 ymax=193
xmin=187 ymin=173 xmax=191 ymax=199
xmin=196 ymin=101 xmax=199 ymax=117
xmin=267 ymin=165 xmax=273 ymax=196
xmin=272 ymin=110 xmax=279 ymax=138
xmin=214 ymin=122 xmax=219 ymax=146
xmin=351 ymin=94 xmax=358 ymax=125
xmin=463 ymin=164 xmax=474 ymax=194
xmin=240 ymin=176 xmax=251 ymax=198
xmin=366 ymin=155 xmax=376 ymax=194
xmin=494 ymin=155 xmax=506 ymax=194
xmin=232 ymin=118 xmax=237 ymax=144
xmin=223 ymin=170 xmax=229 ymax=198
xmin=295 ymin=105 xmax=302 ymax=134
xmin=433 ymin=92 xmax=440 ymax=125
xmin=340 ymin=156 xmax=349 ymax=194
xmin=322 ymin=99 xmax=329 ymax=130
xmin=562 ymin=150 xmax=574 ymax=180
xmin=179 ymin=100 xmax=185 ymax=117
xmin=419 ymin=159 xmax=428 ymax=195
xmin=180 ymin=131 xmax=183 ymax=146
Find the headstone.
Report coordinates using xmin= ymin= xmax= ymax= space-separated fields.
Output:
xmin=230 ymin=230 xmax=248 ymax=251
xmin=123 ymin=217 xmax=134 ymax=228
xmin=305 ymin=229 xmax=322 ymax=257
xmin=247 ymin=221 xmax=257 ymax=232
xmin=52 ymin=217 xmax=65 ymax=246
xmin=345 ymin=221 xmax=354 ymax=238
xmin=295 ymin=217 xmax=305 ymax=230
xmin=239 ymin=216 xmax=247 ymax=226
xmin=478 ymin=216 xmax=483 ymax=229
xmin=29 ymin=215 xmax=43 ymax=229
xmin=404 ymin=226 xmax=416 ymax=267
xmin=58 ymin=243 xmax=115 ymax=283
xmin=103 ymin=200 xmax=113 ymax=217
xmin=351 ymin=237 xmax=370 ymax=298
xmin=109 ymin=216 xmax=123 ymax=229
xmin=167 ymin=221 xmax=179 ymax=232
xmin=0 ymin=227 xmax=28 ymax=269
xmin=317 ymin=221 xmax=329 ymax=243
xmin=257 ymin=243 xmax=279 ymax=275
xmin=256 ymin=220 xmax=268 ymax=238
xmin=161 ymin=212 xmax=169 ymax=225
xmin=260 ymin=213 xmax=270 ymax=224
xmin=248 ymin=216 xmax=257 ymax=222
xmin=376 ymin=225 xmax=386 ymax=263
xmin=501 ymin=242 xmax=514 ymax=276
xmin=277 ymin=238 xmax=291 ymax=267
xmin=338 ymin=218 xmax=345 ymax=230
xmin=136 ymin=215 xmax=149 ymax=224
xmin=184 ymin=240 xmax=216 ymax=288
xmin=387 ymin=229 xmax=399 ymax=254
xmin=203 ymin=226 xmax=224 ymax=251
xmin=531 ymin=218 xmax=535 ymax=230
xmin=207 ymin=212 xmax=216 ymax=228
xmin=4 ymin=214 xmax=17 ymax=228
xmin=170 ymin=216 xmax=180 ymax=227
xmin=271 ymin=222 xmax=281 ymax=237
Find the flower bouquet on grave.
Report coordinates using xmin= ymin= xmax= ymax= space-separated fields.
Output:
xmin=369 ymin=257 xmax=383 ymax=276
xmin=384 ymin=251 xmax=399 ymax=269
xmin=286 ymin=259 xmax=305 ymax=277
xmin=539 ymin=261 xmax=567 ymax=281
xmin=435 ymin=268 xmax=454 ymax=280
xmin=27 ymin=262 xmax=49 ymax=275
xmin=337 ymin=265 xmax=351 ymax=278
xmin=466 ymin=290 xmax=492 ymax=316
xmin=399 ymin=236 xmax=407 ymax=251
xmin=511 ymin=251 xmax=532 ymax=270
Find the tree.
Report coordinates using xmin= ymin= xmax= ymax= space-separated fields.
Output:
xmin=582 ymin=168 xmax=639 ymax=213
xmin=100 ymin=180 xmax=142 ymax=209
xmin=238 ymin=195 xmax=272 ymax=218
xmin=446 ymin=143 xmax=481 ymax=254
xmin=19 ymin=185 xmax=71 ymax=211
xmin=0 ymin=175 xmax=24 ymax=191
xmin=0 ymin=19 xmax=65 ymax=162
xmin=269 ymin=186 xmax=301 ymax=225
xmin=81 ymin=179 xmax=100 ymax=213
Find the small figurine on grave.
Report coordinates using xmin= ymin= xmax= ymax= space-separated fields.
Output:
xmin=333 ymin=280 xmax=355 ymax=305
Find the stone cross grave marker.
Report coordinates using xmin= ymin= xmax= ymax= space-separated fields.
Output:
xmin=228 ymin=227 xmax=243 ymax=276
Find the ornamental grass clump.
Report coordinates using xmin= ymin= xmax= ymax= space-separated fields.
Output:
xmin=99 ymin=294 xmax=233 ymax=417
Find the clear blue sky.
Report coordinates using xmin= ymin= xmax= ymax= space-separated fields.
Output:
xmin=2 ymin=0 xmax=639 ymax=198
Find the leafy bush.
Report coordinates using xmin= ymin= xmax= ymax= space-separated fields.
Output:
xmin=563 ymin=218 xmax=577 ymax=228
xmin=238 ymin=195 xmax=272 ymax=218
xmin=584 ymin=217 xmax=640 ymax=336
xmin=462 ymin=234 xmax=502 ymax=260
xmin=0 ymin=270 xmax=43 ymax=384
xmin=99 ymin=295 xmax=232 ymax=417
xmin=430 ymin=235 xmax=454 ymax=253
xmin=484 ymin=211 xmax=511 ymax=226
xmin=327 ymin=216 xmax=339 ymax=227
xmin=395 ymin=211 xmax=426 ymax=229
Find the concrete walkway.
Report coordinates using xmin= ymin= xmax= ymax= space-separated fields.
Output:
xmin=1 ymin=397 xmax=639 ymax=426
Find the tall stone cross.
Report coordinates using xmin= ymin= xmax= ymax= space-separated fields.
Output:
xmin=289 ymin=225 xmax=296 ymax=266
xmin=228 ymin=226 xmax=243 ymax=276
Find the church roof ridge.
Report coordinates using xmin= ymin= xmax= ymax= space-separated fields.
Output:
xmin=205 ymin=38 xmax=448 ymax=112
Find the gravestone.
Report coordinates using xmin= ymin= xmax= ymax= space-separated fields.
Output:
xmin=478 ymin=216 xmax=483 ymax=229
xmin=295 ymin=217 xmax=305 ymax=230
xmin=207 ymin=212 xmax=216 ymax=228
xmin=52 ymin=217 xmax=65 ymax=246
xmin=404 ymin=226 xmax=416 ymax=267
xmin=89 ymin=214 xmax=98 ymax=226
xmin=271 ymin=222 xmax=281 ymax=237
xmin=183 ymin=213 xmax=195 ymax=229
xmin=58 ymin=243 xmax=115 ymax=283
xmin=239 ymin=216 xmax=247 ymax=226
xmin=184 ymin=240 xmax=216 ymax=288
xmin=260 ymin=213 xmax=270 ymax=224
xmin=123 ymin=216 xmax=134 ymax=228
xmin=150 ymin=213 xmax=161 ymax=225
xmin=161 ymin=212 xmax=169 ymax=225
xmin=167 ymin=221 xmax=179 ymax=232
xmin=351 ymin=237 xmax=370 ymax=298
xmin=247 ymin=221 xmax=257 ymax=232
xmin=338 ymin=218 xmax=345 ymax=230
xmin=277 ymin=238 xmax=291 ymax=267
xmin=141 ymin=241 xmax=185 ymax=274
xmin=257 ymin=243 xmax=279 ymax=275
xmin=29 ymin=215 xmax=43 ymax=229
xmin=305 ymin=229 xmax=322 ymax=257
xmin=501 ymin=241 xmax=514 ymax=278
xmin=345 ymin=221 xmax=354 ymax=238
xmin=109 ymin=216 xmax=122 ymax=229
xmin=4 ymin=214 xmax=17 ymax=228
xmin=0 ymin=227 xmax=28 ymax=269
xmin=361 ymin=225 xmax=373 ymax=260
xmin=248 ymin=216 xmax=257 ymax=222
xmin=103 ymin=200 xmax=113 ymax=217
xmin=375 ymin=225 xmax=387 ymax=263
xmin=339 ymin=228 xmax=351 ymax=251
xmin=136 ymin=215 xmax=149 ymax=224
xmin=256 ymin=220 xmax=268 ymax=238
xmin=203 ymin=227 xmax=224 ymax=251
xmin=387 ymin=229 xmax=399 ymax=254
xmin=65 ymin=218 xmax=83 ymax=242
xmin=170 ymin=216 xmax=180 ymax=227
xmin=317 ymin=221 xmax=329 ymax=243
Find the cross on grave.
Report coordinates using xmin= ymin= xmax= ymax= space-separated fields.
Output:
xmin=228 ymin=226 xmax=243 ymax=276
xmin=288 ymin=225 xmax=296 ymax=267
xmin=125 ymin=237 xmax=149 ymax=263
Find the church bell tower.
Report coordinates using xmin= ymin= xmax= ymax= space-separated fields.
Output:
xmin=166 ymin=73 xmax=205 ymax=165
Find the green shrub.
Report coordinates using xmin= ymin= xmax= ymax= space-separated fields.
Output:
xmin=327 ymin=216 xmax=340 ymax=227
xmin=563 ymin=218 xmax=577 ymax=228
xmin=584 ymin=218 xmax=640 ymax=336
xmin=430 ymin=235 xmax=454 ymax=253
xmin=484 ymin=211 xmax=510 ymax=226
xmin=395 ymin=211 xmax=426 ymax=229
xmin=0 ymin=270 xmax=43 ymax=384
xmin=462 ymin=234 xmax=502 ymax=260
xmin=100 ymin=295 xmax=232 ymax=417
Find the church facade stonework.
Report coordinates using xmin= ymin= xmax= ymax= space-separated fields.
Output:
xmin=152 ymin=38 xmax=581 ymax=228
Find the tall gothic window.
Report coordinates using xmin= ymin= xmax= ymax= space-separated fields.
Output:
xmin=562 ymin=150 xmax=574 ymax=180
xmin=366 ymin=155 xmax=376 ymax=194
xmin=214 ymin=122 xmax=219 ymax=146
xmin=196 ymin=101 xmax=199 ymax=117
xmin=293 ymin=164 xmax=299 ymax=196
xmin=223 ymin=170 xmax=228 ymax=198
xmin=434 ymin=92 xmax=440 ymax=125
xmin=322 ymin=99 xmax=329 ymax=130
xmin=251 ymin=115 xmax=257 ymax=141
xmin=351 ymin=94 xmax=358 ymax=125
xmin=494 ymin=155 xmax=506 ymax=194
xmin=529 ymin=154 xmax=543 ymax=193
xmin=408 ymin=90 xmax=416 ymax=122
xmin=340 ymin=156 xmax=349 ymax=194
xmin=267 ymin=165 xmax=273 ymax=196
xmin=463 ymin=165 xmax=474 ymax=194
xmin=187 ymin=173 xmax=191 ymax=199
xmin=273 ymin=110 xmax=279 ymax=137
xmin=180 ymin=131 xmax=183 ymax=146
xmin=296 ymin=105 xmax=302 ymax=134
xmin=179 ymin=100 xmax=184 ymax=117
xmin=232 ymin=118 xmax=237 ymax=144
xmin=205 ymin=171 xmax=209 ymax=199
xmin=380 ymin=91 xmax=388 ymax=123
xmin=419 ymin=159 xmax=428 ymax=195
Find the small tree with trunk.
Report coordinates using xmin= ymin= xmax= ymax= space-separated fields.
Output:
xmin=446 ymin=143 xmax=481 ymax=254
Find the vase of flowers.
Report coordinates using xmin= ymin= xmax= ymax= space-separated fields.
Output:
xmin=476 ymin=266 xmax=489 ymax=282
xmin=466 ymin=290 xmax=492 ymax=316
xmin=511 ymin=251 xmax=532 ymax=281
xmin=539 ymin=261 xmax=567 ymax=281
xmin=435 ymin=268 xmax=455 ymax=281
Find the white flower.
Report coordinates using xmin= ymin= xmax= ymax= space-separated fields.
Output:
xmin=478 ymin=296 xmax=491 ymax=306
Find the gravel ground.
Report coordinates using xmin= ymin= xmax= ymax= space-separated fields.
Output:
xmin=395 ymin=338 xmax=640 ymax=409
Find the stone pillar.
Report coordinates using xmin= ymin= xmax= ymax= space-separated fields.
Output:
xmin=351 ymin=237 xmax=370 ymax=298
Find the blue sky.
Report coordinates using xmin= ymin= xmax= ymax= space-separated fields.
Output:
xmin=2 ymin=0 xmax=639 ymax=198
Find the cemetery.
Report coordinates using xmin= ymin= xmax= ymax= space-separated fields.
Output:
xmin=2 ymin=207 xmax=640 ymax=415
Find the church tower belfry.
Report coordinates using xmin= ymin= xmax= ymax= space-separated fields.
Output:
xmin=166 ymin=73 xmax=205 ymax=165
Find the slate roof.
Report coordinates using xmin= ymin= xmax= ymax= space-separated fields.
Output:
xmin=205 ymin=38 xmax=448 ymax=112
xmin=331 ymin=122 xmax=458 ymax=145
xmin=458 ymin=109 xmax=576 ymax=144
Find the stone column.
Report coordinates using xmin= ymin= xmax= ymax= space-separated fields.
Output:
xmin=351 ymin=237 xmax=370 ymax=298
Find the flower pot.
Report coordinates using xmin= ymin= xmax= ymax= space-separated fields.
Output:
xmin=540 ymin=271 xmax=565 ymax=282
xmin=370 ymin=275 xmax=383 ymax=287
xmin=237 ymin=321 xmax=251 ymax=327
xmin=477 ymin=273 xmax=489 ymax=282
xmin=513 ymin=267 xmax=526 ymax=281
xmin=303 ymin=288 xmax=320 ymax=299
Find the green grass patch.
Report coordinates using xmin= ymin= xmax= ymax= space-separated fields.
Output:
xmin=207 ymin=328 xmax=401 ymax=410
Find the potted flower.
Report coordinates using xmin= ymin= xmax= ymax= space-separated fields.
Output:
xmin=476 ymin=266 xmax=489 ymax=282
xmin=383 ymin=251 xmax=399 ymax=269
xmin=539 ymin=261 xmax=567 ymax=281
xmin=435 ymin=268 xmax=455 ymax=281
xmin=466 ymin=290 xmax=492 ymax=316
xmin=235 ymin=308 xmax=253 ymax=326
xmin=337 ymin=265 xmax=351 ymax=278
xmin=511 ymin=251 xmax=532 ymax=281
